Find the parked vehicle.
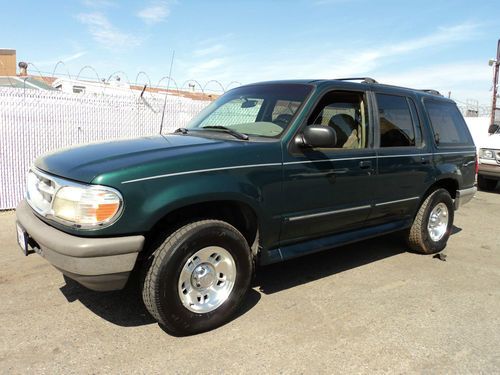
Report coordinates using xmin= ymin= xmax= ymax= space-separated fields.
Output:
xmin=478 ymin=123 xmax=500 ymax=190
xmin=16 ymin=78 xmax=477 ymax=335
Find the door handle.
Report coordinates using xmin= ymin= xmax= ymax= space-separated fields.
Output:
xmin=359 ymin=160 xmax=372 ymax=169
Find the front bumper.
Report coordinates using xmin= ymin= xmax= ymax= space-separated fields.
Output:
xmin=478 ymin=163 xmax=500 ymax=180
xmin=454 ymin=187 xmax=477 ymax=210
xmin=16 ymin=200 xmax=145 ymax=291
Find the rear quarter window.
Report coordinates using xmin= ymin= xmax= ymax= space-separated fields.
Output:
xmin=424 ymin=100 xmax=472 ymax=146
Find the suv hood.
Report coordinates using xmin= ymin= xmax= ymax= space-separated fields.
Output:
xmin=35 ymin=135 xmax=228 ymax=183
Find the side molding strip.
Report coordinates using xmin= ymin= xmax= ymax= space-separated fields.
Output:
xmin=374 ymin=196 xmax=420 ymax=207
xmin=287 ymin=205 xmax=371 ymax=222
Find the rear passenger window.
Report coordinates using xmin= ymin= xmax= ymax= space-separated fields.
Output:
xmin=376 ymin=94 xmax=416 ymax=147
xmin=424 ymin=100 xmax=471 ymax=146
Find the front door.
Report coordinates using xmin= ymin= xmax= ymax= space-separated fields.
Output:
xmin=280 ymin=89 xmax=376 ymax=246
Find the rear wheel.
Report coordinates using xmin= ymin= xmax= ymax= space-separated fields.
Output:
xmin=407 ymin=189 xmax=454 ymax=254
xmin=477 ymin=175 xmax=497 ymax=191
xmin=142 ymin=220 xmax=253 ymax=336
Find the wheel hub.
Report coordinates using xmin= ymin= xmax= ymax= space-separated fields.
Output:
xmin=178 ymin=246 xmax=236 ymax=313
xmin=191 ymin=263 xmax=215 ymax=289
xmin=427 ymin=202 xmax=449 ymax=242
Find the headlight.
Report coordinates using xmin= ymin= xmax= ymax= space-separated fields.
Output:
xmin=480 ymin=149 xmax=495 ymax=159
xmin=52 ymin=185 xmax=122 ymax=228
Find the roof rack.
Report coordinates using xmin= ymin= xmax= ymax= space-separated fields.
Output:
xmin=335 ymin=77 xmax=378 ymax=84
xmin=420 ymin=89 xmax=443 ymax=96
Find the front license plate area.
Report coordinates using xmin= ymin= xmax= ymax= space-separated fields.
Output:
xmin=16 ymin=223 xmax=30 ymax=256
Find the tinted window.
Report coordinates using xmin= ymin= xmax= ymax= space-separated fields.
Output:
xmin=424 ymin=100 xmax=471 ymax=146
xmin=307 ymin=91 xmax=369 ymax=149
xmin=377 ymin=94 xmax=415 ymax=147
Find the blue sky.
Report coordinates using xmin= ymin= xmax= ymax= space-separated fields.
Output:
xmin=1 ymin=0 xmax=499 ymax=104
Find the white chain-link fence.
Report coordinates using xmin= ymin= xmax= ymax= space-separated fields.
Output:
xmin=0 ymin=87 xmax=211 ymax=209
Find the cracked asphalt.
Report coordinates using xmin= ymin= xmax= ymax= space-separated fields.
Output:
xmin=1 ymin=188 xmax=499 ymax=374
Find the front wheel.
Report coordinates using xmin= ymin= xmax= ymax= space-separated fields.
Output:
xmin=407 ymin=189 xmax=454 ymax=254
xmin=142 ymin=220 xmax=253 ymax=335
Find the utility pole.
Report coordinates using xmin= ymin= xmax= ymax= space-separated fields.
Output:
xmin=490 ymin=39 xmax=500 ymax=130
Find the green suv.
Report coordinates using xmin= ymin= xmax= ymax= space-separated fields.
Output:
xmin=16 ymin=78 xmax=477 ymax=335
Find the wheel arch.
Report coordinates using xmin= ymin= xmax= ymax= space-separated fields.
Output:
xmin=144 ymin=199 xmax=260 ymax=257
xmin=424 ymin=177 xmax=459 ymax=200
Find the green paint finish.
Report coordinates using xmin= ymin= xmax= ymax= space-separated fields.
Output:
xmin=32 ymin=79 xmax=477 ymax=263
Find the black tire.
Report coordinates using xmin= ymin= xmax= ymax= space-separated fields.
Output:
xmin=142 ymin=219 xmax=253 ymax=336
xmin=407 ymin=189 xmax=454 ymax=254
xmin=477 ymin=175 xmax=497 ymax=191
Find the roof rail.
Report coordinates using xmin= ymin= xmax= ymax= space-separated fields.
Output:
xmin=420 ymin=89 xmax=443 ymax=96
xmin=335 ymin=77 xmax=378 ymax=84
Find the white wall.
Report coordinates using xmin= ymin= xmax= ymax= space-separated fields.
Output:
xmin=0 ymin=88 xmax=210 ymax=209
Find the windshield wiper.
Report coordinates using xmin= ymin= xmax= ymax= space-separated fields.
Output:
xmin=200 ymin=126 xmax=249 ymax=140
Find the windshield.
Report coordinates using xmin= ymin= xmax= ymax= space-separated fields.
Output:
xmin=186 ymin=83 xmax=313 ymax=138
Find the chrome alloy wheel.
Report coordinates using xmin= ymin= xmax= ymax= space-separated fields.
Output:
xmin=427 ymin=203 xmax=449 ymax=242
xmin=178 ymin=246 xmax=236 ymax=313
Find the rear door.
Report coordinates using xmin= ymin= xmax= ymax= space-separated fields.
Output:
xmin=280 ymin=89 xmax=376 ymax=245
xmin=367 ymin=91 xmax=435 ymax=226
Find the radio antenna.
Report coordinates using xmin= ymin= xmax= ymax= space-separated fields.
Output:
xmin=159 ymin=50 xmax=175 ymax=134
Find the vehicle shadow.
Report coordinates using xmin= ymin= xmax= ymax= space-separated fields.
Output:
xmin=59 ymin=274 xmax=156 ymax=327
xmin=59 ymin=269 xmax=261 ymax=329
xmin=254 ymin=233 xmax=408 ymax=295
xmin=58 ymin=229 xmax=458 ymax=328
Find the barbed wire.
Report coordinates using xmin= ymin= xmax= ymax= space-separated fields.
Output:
xmin=3 ymin=62 xmax=495 ymax=118
xmin=1 ymin=61 xmax=241 ymax=98
xmin=156 ymin=76 xmax=180 ymax=95
xmin=51 ymin=61 xmax=72 ymax=79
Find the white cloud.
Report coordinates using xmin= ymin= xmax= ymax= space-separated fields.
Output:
xmin=63 ymin=51 xmax=87 ymax=63
xmin=193 ymin=44 xmax=224 ymax=57
xmin=77 ymin=12 xmax=141 ymax=49
xmin=393 ymin=23 xmax=478 ymax=53
xmin=314 ymin=0 xmax=356 ymax=5
xmin=81 ymin=0 xmax=116 ymax=8
xmin=278 ymin=22 xmax=478 ymax=77
xmin=179 ymin=22 xmax=487 ymax=104
xmin=292 ymin=22 xmax=481 ymax=79
xmin=137 ymin=2 xmax=170 ymax=25
xmin=187 ymin=58 xmax=227 ymax=77
xmin=34 ymin=51 xmax=87 ymax=67
xmin=378 ymin=62 xmax=492 ymax=104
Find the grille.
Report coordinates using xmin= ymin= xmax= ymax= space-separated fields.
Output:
xmin=26 ymin=170 xmax=57 ymax=215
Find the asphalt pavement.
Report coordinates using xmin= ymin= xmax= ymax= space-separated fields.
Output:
xmin=1 ymin=188 xmax=499 ymax=374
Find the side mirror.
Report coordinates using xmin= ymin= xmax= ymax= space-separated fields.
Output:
xmin=488 ymin=124 xmax=499 ymax=134
xmin=296 ymin=125 xmax=337 ymax=148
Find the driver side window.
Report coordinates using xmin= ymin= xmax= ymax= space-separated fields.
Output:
xmin=307 ymin=91 xmax=368 ymax=149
